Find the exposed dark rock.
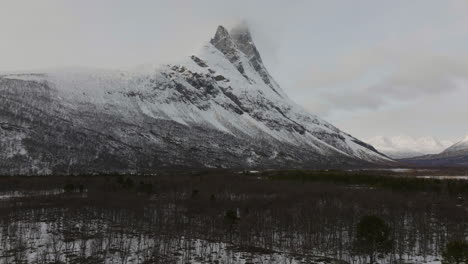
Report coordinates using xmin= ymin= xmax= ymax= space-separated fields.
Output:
xmin=230 ymin=22 xmax=282 ymax=96
xmin=210 ymin=26 xmax=250 ymax=81
xmin=191 ymin=55 xmax=208 ymax=67
xmin=214 ymin=75 xmax=226 ymax=81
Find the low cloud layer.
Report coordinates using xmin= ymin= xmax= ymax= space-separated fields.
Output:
xmin=299 ymin=54 xmax=468 ymax=117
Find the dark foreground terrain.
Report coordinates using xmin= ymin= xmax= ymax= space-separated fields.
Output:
xmin=0 ymin=169 xmax=467 ymax=263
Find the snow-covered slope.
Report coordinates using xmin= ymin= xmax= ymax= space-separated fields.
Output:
xmin=401 ymin=134 xmax=468 ymax=167
xmin=0 ymin=24 xmax=392 ymax=174
xmin=366 ymin=135 xmax=453 ymax=159
xmin=441 ymin=135 xmax=468 ymax=155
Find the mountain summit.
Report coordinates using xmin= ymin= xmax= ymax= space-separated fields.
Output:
xmin=229 ymin=23 xmax=278 ymax=92
xmin=0 ymin=24 xmax=391 ymax=174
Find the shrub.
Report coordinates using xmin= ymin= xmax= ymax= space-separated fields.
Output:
xmin=442 ymin=240 xmax=468 ymax=264
xmin=353 ymin=215 xmax=393 ymax=264
xmin=64 ymin=183 xmax=75 ymax=192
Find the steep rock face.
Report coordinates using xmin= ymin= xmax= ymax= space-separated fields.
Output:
xmin=0 ymin=24 xmax=392 ymax=174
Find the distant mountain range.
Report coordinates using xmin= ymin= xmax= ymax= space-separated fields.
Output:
xmin=0 ymin=23 xmax=392 ymax=174
xmin=366 ymin=136 xmax=453 ymax=159
xmin=400 ymin=135 xmax=468 ymax=167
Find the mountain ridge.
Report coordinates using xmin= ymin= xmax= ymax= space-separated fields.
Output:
xmin=441 ymin=134 xmax=468 ymax=155
xmin=400 ymin=134 xmax=468 ymax=167
xmin=366 ymin=135 xmax=453 ymax=159
xmin=0 ymin=24 xmax=392 ymax=174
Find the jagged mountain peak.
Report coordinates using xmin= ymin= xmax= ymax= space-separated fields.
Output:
xmin=230 ymin=22 xmax=277 ymax=92
xmin=229 ymin=21 xmax=262 ymax=62
xmin=211 ymin=25 xmax=231 ymax=44
xmin=0 ymin=23 xmax=393 ymax=174
xmin=229 ymin=20 xmax=250 ymax=35
xmin=208 ymin=23 xmax=283 ymax=97
xmin=209 ymin=25 xmax=247 ymax=78
xmin=211 ymin=22 xmax=253 ymax=47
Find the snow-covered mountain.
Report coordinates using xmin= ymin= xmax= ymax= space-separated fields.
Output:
xmin=0 ymin=24 xmax=392 ymax=174
xmin=401 ymin=135 xmax=468 ymax=167
xmin=441 ymin=135 xmax=468 ymax=155
xmin=366 ymin=135 xmax=453 ymax=159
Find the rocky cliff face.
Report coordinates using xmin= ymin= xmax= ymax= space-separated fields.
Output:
xmin=0 ymin=24 xmax=391 ymax=174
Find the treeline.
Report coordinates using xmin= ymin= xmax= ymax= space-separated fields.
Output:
xmin=266 ymin=170 xmax=468 ymax=194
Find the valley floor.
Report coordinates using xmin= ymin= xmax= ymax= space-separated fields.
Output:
xmin=0 ymin=169 xmax=466 ymax=264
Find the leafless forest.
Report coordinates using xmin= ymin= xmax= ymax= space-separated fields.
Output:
xmin=0 ymin=170 xmax=467 ymax=263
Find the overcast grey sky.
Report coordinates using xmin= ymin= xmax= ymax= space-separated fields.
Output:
xmin=1 ymin=0 xmax=468 ymax=142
